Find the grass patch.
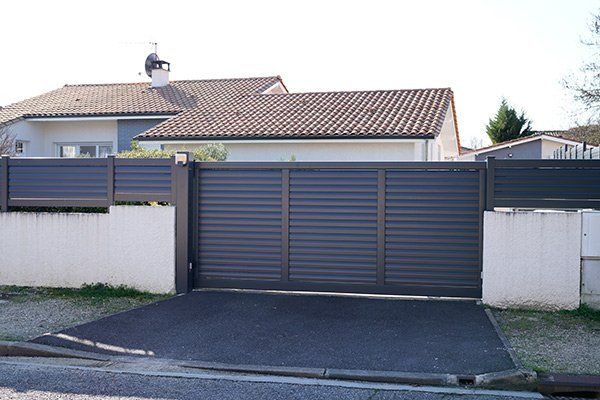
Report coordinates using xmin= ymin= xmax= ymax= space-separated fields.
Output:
xmin=560 ymin=304 xmax=600 ymax=322
xmin=494 ymin=306 xmax=600 ymax=375
xmin=0 ymin=334 xmax=24 ymax=342
xmin=0 ymin=284 xmax=169 ymax=302
xmin=45 ymin=283 xmax=156 ymax=299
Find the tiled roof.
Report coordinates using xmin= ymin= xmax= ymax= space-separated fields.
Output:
xmin=138 ymin=88 xmax=453 ymax=140
xmin=0 ymin=77 xmax=281 ymax=127
xmin=544 ymin=129 xmax=600 ymax=146
xmin=1 ymin=76 xmax=455 ymax=141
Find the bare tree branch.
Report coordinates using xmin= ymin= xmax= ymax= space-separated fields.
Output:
xmin=0 ymin=125 xmax=16 ymax=156
xmin=564 ymin=12 xmax=600 ymax=120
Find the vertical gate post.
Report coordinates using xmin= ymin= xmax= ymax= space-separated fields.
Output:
xmin=0 ymin=156 xmax=10 ymax=212
xmin=485 ymin=156 xmax=496 ymax=211
xmin=376 ymin=170 xmax=386 ymax=285
xmin=106 ymin=155 xmax=115 ymax=207
xmin=174 ymin=152 xmax=193 ymax=294
xmin=281 ymin=169 xmax=290 ymax=281
xmin=478 ymin=167 xmax=486 ymax=290
xmin=0 ymin=155 xmax=8 ymax=212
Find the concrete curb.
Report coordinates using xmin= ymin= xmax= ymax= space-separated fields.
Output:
xmin=475 ymin=369 xmax=538 ymax=391
xmin=484 ymin=308 xmax=524 ymax=369
xmin=538 ymin=372 xmax=600 ymax=396
xmin=0 ymin=341 xmax=110 ymax=361
xmin=0 ymin=341 xmax=537 ymax=390
xmin=179 ymin=360 xmax=326 ymax=379
xmin=325 ymin=369 xmax=457 ymax=386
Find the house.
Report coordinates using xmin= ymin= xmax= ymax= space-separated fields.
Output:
xmin=458 ymin=131 xmax=591 ymax=160
xmin=0 ymin=60 xmax=460 ymax=161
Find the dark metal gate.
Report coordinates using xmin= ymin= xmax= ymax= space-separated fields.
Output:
xmin=193 ymin=162 xmax=485 ymax=298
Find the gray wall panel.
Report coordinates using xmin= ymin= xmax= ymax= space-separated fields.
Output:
xmin=117 ymin=119 xmax=167 ymax=151
xmin=475 ymin=140 xmax=542 ymax=160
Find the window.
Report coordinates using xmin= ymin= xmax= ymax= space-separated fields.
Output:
xmin=15 ymin=141 xmax=27 ymax=157
xmin=56 ymin=143 xmax=113 ymax=158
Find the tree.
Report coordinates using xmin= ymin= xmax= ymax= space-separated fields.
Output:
xmin=563 ymin=12 xmax=600 ymax=118
xmin=486 ymin=99 xmax=532 ymax=144
xmin=117 ymin=141 xmax=228 ymax=161
xmin=0 ymin=126 xmax=15 ymax=156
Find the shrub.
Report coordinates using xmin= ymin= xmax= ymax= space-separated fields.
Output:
xmin=486 ymin=99 xmax=532 ymax=144
xmin=117 ymin=141 xmax=228 ymax=161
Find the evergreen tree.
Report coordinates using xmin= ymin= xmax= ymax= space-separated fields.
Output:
xmin=486 ymin=99 xmax=532 ymax=144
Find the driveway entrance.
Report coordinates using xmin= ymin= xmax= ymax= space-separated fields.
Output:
xmin=33 ymin=291 xmax=515 ymax=375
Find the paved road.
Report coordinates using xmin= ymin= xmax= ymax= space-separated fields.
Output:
xmin=34 ymin=291 xmax=514 ymax=374
xmin=0 ymin=361 xmax=540 ymax=400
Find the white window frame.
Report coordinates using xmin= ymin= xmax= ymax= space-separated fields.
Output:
xmin=55 ymin=142 xmax=114 ymax=158
xmin=15 ymin=140 xmax=28 ymax=157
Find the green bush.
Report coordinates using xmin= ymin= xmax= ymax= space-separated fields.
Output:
xmin=117 ymin=141 xmax=228 ymax=161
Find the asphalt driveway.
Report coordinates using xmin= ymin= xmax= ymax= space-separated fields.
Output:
xmin=32 ymin=291 xmax=515 ymax=375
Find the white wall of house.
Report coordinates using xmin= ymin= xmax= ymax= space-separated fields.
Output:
xmin=482 ymin=210 xmax=582 ymax=310
xmin=41 ymin=120 xmax=118 ymax=156
xmin=434 ymin=105 xmax=459 ymax=160
xmin=164 ymin=140 xmax=425 ymax=161
xmin=540 ymin=138 xmax=573 ymax=159
xmin=0 ymin=206 xmax=175 ymax=293
xmin=7 ymin=119 xmax=118 ymax=157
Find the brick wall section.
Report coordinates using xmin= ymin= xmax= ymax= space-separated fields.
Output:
xmin=117 ymin=119 xmax=167 ymax=151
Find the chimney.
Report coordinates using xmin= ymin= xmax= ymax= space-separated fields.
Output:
xmin=151 ymin=59 xmax=170 ymax=88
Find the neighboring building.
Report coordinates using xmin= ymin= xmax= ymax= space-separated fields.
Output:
xmin=458 ymin=131 xmax=590 ymax=160
xmin=0 ymin=61 xmax=460 ymax=161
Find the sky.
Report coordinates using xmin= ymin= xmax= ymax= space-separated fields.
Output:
xmin=0 ymin=0 xmax=597 ymax=147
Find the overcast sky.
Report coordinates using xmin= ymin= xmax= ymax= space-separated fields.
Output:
xmin=1 ymin=0 xmax=597 ymax=146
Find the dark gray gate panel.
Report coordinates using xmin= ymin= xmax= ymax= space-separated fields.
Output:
xmin=385 ymin=170 xmax=482 ymax=297
xmin=196 ymin=169 xmax=283 ymax=283
xmin=194 ymin=163 xmax=484 ymax=298
xmin=288 ymin=170 xmax=378 ymax=284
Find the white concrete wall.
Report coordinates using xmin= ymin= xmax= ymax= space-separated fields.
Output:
xmin=482 ymin=211 xmax=582 ymax=310
xmin=164 ymin=140 xmax=421 ymax=161
xmin=0 ymin=206 xmax=175 ymax=293
xmin=7 ymin=120 xmax=118 ymax=157
xmin=581 ymin=211 xmax=600 ymax=309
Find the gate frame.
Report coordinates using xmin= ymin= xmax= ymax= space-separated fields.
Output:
xmin=188 ymin=161 xmax=487 ymax=298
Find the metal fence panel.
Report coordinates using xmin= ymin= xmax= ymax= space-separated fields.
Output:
xmin=8 ymin=158 xmax=109 ymax=207
xmin=0 ymin=157 xmax=176 ymax=209
xmin=385 ymin=169 xmax=482 ymax=297
xmin=114 ymin=158 xmax=173 ymax=202
xmin=490 ymin=159 xmax=600 ymax=209
xmin=196 ymin=168 xmax=283 ymax=283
